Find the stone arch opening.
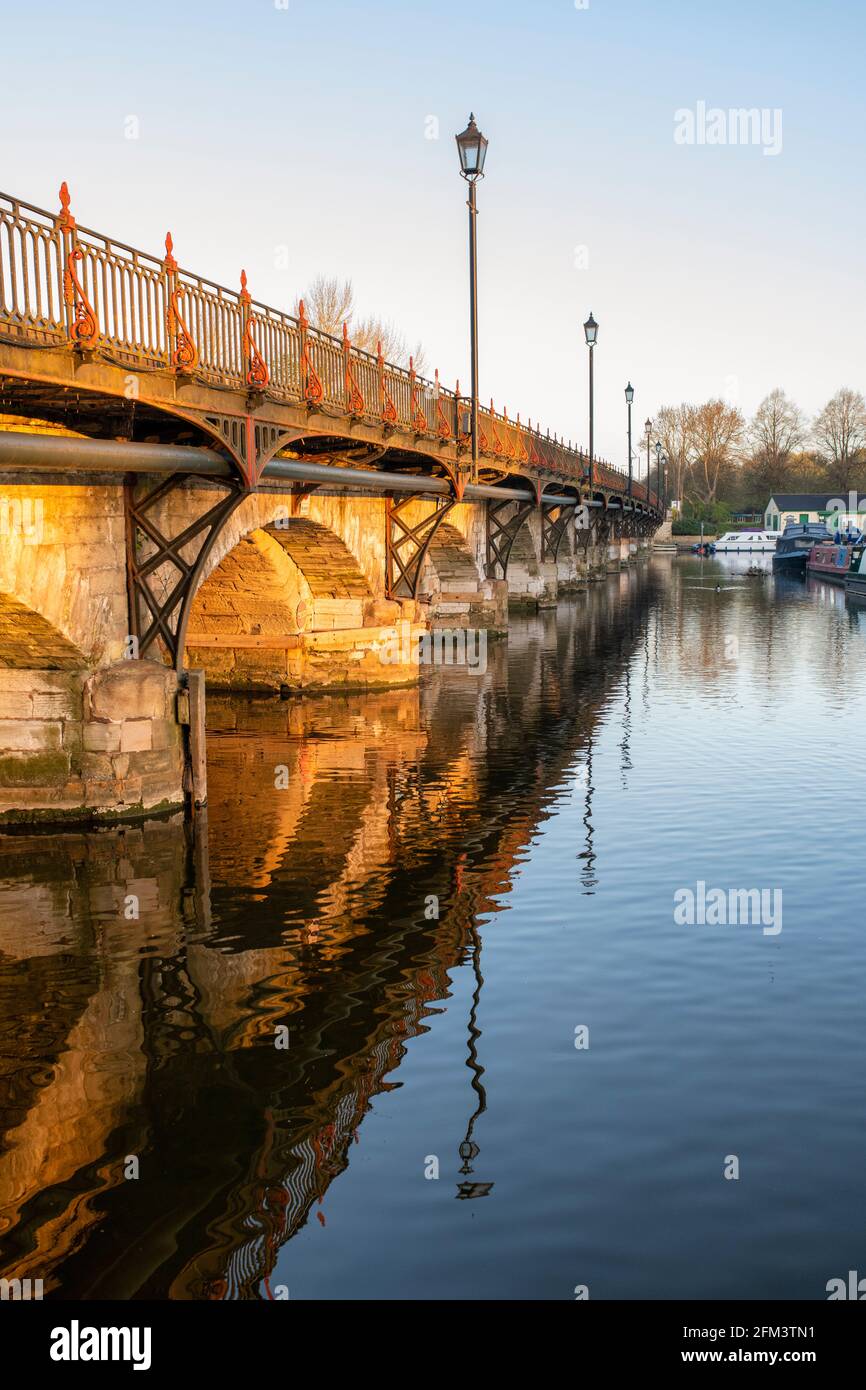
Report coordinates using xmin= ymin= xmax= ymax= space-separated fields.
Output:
xmin=187 ymin=520 xmax=373 ymax=648
xmin=0 ymin=590 xmax=86 ymax=668
xmin=419 ymin=522 xmax=480 ymax=597
xmin=416 ymin=519 xmax=505 ymax=633
xmin=506 ymin=518 xmax=541 ymax=599
xmin=183 ymin=519 xmax=419 ymax=692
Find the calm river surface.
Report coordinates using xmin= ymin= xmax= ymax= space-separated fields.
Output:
xmin=2 ymin=555 xmax=865 ymax=1300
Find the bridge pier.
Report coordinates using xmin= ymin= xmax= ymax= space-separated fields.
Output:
xmin=607 ymin=536 xmax=631 ymax=570
xmin=0 ymin=660 xmax=186 ymax=824
xmin=537 ymin=562 xmax=559 ymax=608
xmin=413 ymin=513 xmax=507 ymax=636
xmin=587 ymin=540 xmax=610 ymax=581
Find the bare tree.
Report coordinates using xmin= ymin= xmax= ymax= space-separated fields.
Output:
xmin=656 ymin=404 xmax=696 ymax=505
xmin=352 ymin=317 xmax=427 ymax=374
xmin=295 ymin=277 xmax=427 ymax=375
xmin=408 ymin=341 xmax=429 ymax=379
xmin=747 ymin=389 xmax=804 ymax=494
xmin=689 ymin=400 xmax=744 ymax=504
xmin=812 ymin=388 xmax=866 ymax=491
xmin=293 ymin=275 xmax=355 ymax=336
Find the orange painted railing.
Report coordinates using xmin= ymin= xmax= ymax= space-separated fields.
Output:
xmin=0 ymin=187 xmax=659 ymax=508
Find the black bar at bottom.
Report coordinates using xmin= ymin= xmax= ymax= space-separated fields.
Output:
xmin=5 ymin=1297 xmax=860 ymax=1376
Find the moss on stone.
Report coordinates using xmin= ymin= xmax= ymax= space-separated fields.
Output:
xmin=0 ymin=750 xmax=70 ymax=787
xmin=0 ymin=794 xmax=183 ymax=828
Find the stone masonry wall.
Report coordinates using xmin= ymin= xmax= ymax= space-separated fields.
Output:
xmin=0 ymin=477 xmax=130 ymax=664
xmin=0 ymin=660 xmax=185 ymax=822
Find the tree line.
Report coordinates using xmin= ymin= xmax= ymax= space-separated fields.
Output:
xmin=288 ymin=284 xmax=863 ymax=519
xmin=656 ymin=388 xmax=866 ymax=515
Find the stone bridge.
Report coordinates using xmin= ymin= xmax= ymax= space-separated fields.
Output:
xmin=0 ymin=185 xmax=662 ymax=823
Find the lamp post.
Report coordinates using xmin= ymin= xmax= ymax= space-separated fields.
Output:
xmin=644 ymin=418 xmax=653 ymax=495
xmin=584 ymin=312 xmax=598 ymax=490
xmin=625 ymin=382 xmax=635 ymax=497
xmin=654 ymin=440 xmax=663 ymax=507
xmin=456 ymin=113 xmax=489 ymax=484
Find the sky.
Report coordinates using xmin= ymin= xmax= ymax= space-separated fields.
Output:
xmin=2 ymin=0 xmax=865 ymax=468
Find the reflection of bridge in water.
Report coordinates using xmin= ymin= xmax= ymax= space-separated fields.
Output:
xmin=0 ymin=573 xmax=657 ymax=1298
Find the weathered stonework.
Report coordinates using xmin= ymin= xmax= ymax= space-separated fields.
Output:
xmin=0 ymin=661 xmax=185 ymax=822
xmin=0 ymin=477 xmax=130 ymax=664
xmin=187 ymin=620 xmax=427 ymax=693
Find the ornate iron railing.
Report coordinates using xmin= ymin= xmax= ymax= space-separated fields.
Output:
xmin=0 ymin=186 xmax=658 ymax=507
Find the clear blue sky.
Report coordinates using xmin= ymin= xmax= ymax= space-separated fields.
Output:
xmin=3 ymin=0 xmax=864 ymax=466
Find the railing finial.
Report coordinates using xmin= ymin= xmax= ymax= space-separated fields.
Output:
xmin=343 ymin=321 xmax=364 ymax=416
xmin=163 ymin=231 xmax=177 ymax=273
xmin=57 ymin=181 xmax=75 ymax=230
xmin=409 ymin=357 xmax=427 ymax=434
xmin=239 ymin=268 xmax=250 ymax=305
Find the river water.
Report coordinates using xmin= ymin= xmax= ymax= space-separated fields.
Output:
xmin=2 ymin=555 xmax=865 ymax=1301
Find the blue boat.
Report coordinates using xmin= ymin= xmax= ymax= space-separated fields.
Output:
xmin=772 ymin=522 xmax=832 ymax=572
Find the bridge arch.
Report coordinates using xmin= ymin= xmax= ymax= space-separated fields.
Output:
xmin=187 ymin=518 xmax=372 ymax=645
xmin=0 ymin=590 xmax=87 ymax=668
xmin=506 ymin=516 xmax=543 ymax=601
xmin=181 ymin=513 xmax=422 ymax=692
xmin=0 ymin=479 xmax=129 ymax=665
xmin=419 ymin=522 xmax=480 ymax=597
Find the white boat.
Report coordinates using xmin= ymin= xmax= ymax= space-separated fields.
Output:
xmin=713 ymin=530 xmax=782 ymax=553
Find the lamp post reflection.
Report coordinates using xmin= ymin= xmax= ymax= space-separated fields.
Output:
xmin=455 ymin=920 xmax=493 ymax=1200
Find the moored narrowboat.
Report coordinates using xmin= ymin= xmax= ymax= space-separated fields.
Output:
xmin=772 ymin=522 xmax=833 ymax=572
xmin=807 ymin=541 xmax=856 ymax=583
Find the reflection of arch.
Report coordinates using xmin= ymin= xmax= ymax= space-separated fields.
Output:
xmin=421 ymin=522 xmax=479 ymax=594
xmin=0 ymin=590 xmax=86 ymax=668
xmin=0 ymin=578 xmax=659 ymax=1296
